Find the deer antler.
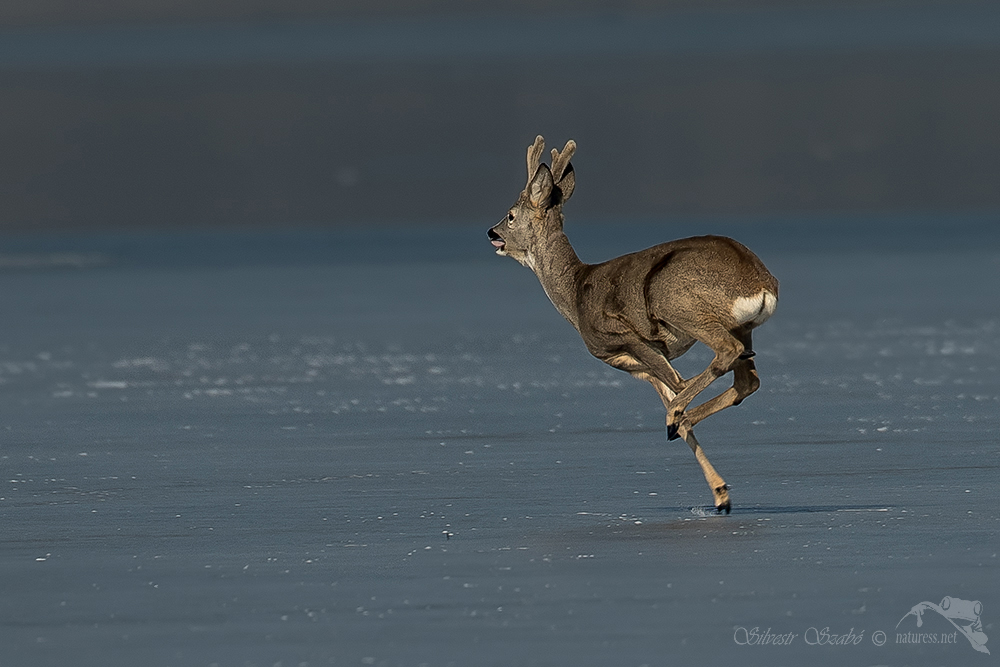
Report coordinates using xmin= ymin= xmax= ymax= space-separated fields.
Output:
xmin=526 ymin=135 xmax=546 ymax=183
xmin=550 ymin=140 xmax=576 ymax=183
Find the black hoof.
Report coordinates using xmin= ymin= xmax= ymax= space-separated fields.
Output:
xmin=716 ymin=501 xmax=731 ymax=515
xmin=666 ymin=423 xmax=680 ymax=441
xmin=738 ymin=350 xmax=756 ymax=360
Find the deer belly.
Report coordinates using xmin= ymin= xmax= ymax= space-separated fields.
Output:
xmin=731 ymin=291 xmax=778 ymax=327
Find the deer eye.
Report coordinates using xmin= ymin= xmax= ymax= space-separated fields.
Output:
xmin=507 ymin=212 xmax=515 ymax=224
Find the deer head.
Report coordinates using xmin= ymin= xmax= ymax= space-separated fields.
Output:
xmin=489 ymin=135 xmax=576 ymax=269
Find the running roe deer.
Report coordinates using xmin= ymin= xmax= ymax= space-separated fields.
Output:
xmin=487 ymin=136 xmax=778 ymax=513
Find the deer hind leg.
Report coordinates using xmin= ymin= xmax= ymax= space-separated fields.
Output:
xmin=685 ymin=330 xmax=761 ymax=429
xmin=634 ymin=374 xmax=730 ymax=514
xmin=664 ymin=327 xmax=745 ymax=441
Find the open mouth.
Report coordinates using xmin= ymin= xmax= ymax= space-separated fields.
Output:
xmin=488 ymin=229 xmax=506 ymax=252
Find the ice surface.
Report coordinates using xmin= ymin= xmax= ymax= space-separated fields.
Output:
xmin=0 ymin=221 xmax=997 ymax=666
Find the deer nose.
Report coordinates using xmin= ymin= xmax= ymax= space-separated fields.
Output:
xmin=488 ymin=228 xmax=501 ymax=241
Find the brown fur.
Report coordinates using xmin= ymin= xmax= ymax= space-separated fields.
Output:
xmin=488 ymin=136 xmax=778 ymax=513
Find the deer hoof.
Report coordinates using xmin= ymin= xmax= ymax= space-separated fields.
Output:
xmin=666 ymin=423 xmax=680 ymax=441
xmin=713 ymin=484 xmax=731 ymax=514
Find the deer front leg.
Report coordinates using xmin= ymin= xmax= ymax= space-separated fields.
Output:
xmin=605 ymin=344 xmax=688 ymax=395
xmin=637 ymin=374 xmax=730 ymax=514
xmin=608 ymin=347 xmax=731 ymax=514
xmin=677 ymin=424 xmax=731 ymax=514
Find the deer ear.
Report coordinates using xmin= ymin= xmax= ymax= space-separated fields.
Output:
xmin=557 ymin=165 xmax=575 ymax=202
xmin=528 ymin=164 xmax=554 ymax=208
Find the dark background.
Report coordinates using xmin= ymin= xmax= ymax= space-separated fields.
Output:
xmin=1 ymin=0 xmax=998 ymax=231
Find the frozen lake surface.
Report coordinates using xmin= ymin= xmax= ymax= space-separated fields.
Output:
xmin=1 ymin=218 xmax=998 ymax=666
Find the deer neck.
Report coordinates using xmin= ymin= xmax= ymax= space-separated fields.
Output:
xmin=527 ymin=225 xmax=585 ymax=329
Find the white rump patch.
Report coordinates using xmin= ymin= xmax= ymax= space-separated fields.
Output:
xmin=731 ymin=291 xmax=777 ymax=326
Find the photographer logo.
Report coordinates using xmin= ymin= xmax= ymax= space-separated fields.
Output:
xmin=896 ymin=596 xmax=989 ymax=655
xmin=733 ymin=595 xmax=988 ymax=655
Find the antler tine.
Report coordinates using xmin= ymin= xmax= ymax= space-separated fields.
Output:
xmin=550 ymin=140 xmax=577 ymax=183
xmin=526 ymin=135 xmax=545 ymax=182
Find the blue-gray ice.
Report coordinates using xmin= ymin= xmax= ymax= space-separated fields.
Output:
xmin=0 ymin=218 xmax=997 ymax=666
